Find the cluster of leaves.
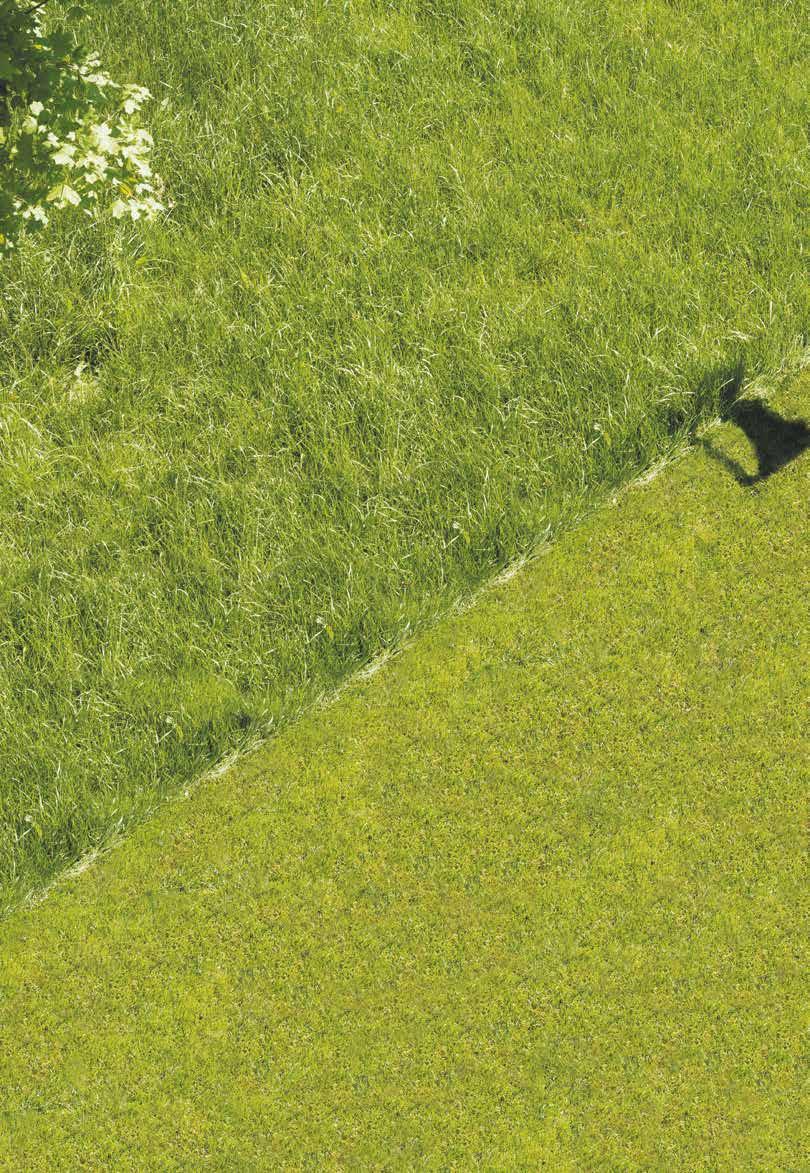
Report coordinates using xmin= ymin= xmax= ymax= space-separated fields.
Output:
xmin=0 ymin=0 xmax=163 ymax=252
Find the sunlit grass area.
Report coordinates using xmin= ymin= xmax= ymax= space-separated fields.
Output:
xmin=0 ymin=0 xmax=808 ymax=907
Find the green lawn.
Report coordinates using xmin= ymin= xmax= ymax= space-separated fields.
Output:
xmin=1 ymin=0 xmax=808 ymax=908
xmin=0 ymin=376 xmax=806 ymax=1167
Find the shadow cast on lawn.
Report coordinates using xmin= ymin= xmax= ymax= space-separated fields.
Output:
xmin=696 ymin=367 xmax=810 ymax=486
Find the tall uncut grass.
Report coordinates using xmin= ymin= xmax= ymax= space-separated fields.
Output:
xmin=0 ymin=0 xmax=807 ymax=908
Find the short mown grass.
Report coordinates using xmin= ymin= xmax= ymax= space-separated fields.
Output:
xmin=0 ymin=0 xmax=808 ymax=908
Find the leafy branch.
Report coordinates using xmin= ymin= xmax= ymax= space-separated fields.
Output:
xmin=0 ymin=0 xmax=164 ymax=252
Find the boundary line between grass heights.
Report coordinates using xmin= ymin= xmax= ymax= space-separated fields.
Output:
xmin=12 ymin=354 xmax=808 ymax=921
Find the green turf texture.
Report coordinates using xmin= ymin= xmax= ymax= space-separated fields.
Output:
xmin=0 ymin=0 xmax=808 ymax=907
xmin=0 ymin=375 xmax=806 ymax=1167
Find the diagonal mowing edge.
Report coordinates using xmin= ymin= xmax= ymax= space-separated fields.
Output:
xmin=0 ymin=373 xmax=807 ymax=1169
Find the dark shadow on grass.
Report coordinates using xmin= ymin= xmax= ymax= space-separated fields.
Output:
xmin=695 ymin=365 xmax=810 ymax=486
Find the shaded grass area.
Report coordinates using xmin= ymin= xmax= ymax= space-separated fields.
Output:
xmin=0 ymin=0 xmax=808 ymax=906
xmin=0 ymin=376 xmax=806 ymax=1168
